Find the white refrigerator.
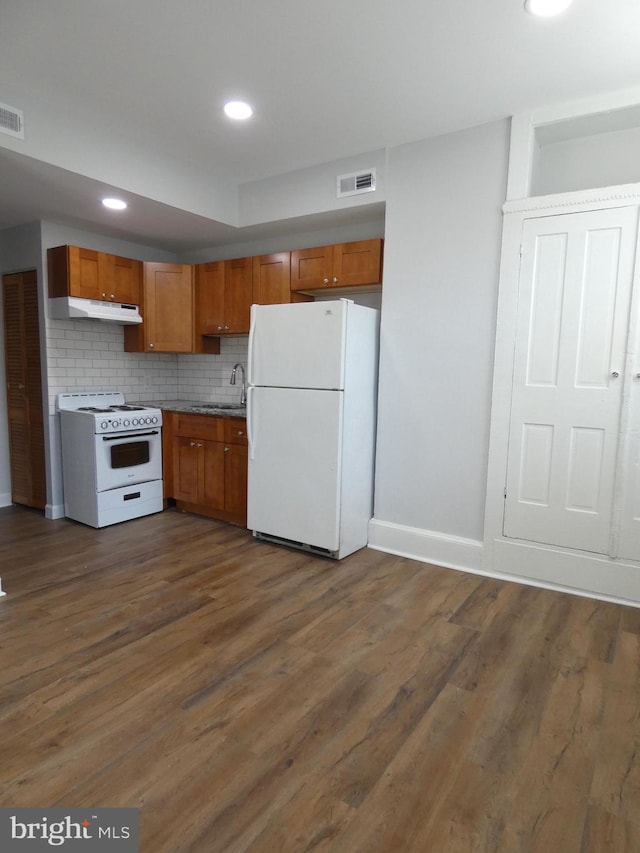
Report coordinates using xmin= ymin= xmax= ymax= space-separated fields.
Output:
xmin=247 ymin=298 xmax=379 ymax=559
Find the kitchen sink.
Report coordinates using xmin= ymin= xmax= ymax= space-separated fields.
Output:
xmin=198 ymin=403 xmax=245 ymax=410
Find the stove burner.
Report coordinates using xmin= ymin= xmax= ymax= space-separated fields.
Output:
xmin=113 ymin=405 xmax=145 ymax=411
xmin=77 ymin=406 xmax=115 ymax=413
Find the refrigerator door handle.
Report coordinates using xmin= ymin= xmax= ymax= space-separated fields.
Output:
xmin=247 ymin=305 xmax=257 ymax=385
xmin=247 ymin=385 xmax=256 ymax=460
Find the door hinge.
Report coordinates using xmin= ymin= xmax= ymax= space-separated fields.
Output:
xmin=504 ymin=488 xmax=507 ymax=499
xmin=519 ymin=244 xmax=524 ymax=257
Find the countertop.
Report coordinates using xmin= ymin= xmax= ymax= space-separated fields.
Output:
xmin=142 ymin=400 xmax=247 ymax=418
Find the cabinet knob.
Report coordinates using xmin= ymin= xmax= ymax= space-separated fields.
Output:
xmin=237 ymin=430 xmax=244 ymax=436
xmin=190 ymin=441 xmax=196 ymax=447
xmin=224 ymin=446 xmax=230 ymax=452
xmin=224 ymin=325 xmax=230 ymax=330
xmin=332 ymin=277 xmax=338 ymax=283
xmin=217 ymin=326 xmax=224 ymax=330
xmin=110 ymin=293 xmax=115 ymax=300
xmin=148 ymin=343 xmax=155 ymax=349
xmin=323 ymin=278 xmax=329 ymax=284
xmin=101 ymin=292 xmax=107 ymax=299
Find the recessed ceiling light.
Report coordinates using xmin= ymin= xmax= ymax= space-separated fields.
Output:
xmin=224 ymin=100 xmax=253 ymax=120
xmin=102 ymin=197 xmax=127 ymax=210
xmin=524 ymin=0 xmax=573 ymax=16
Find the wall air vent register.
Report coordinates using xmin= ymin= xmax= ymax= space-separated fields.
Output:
xmin=337 ymin=168 xmax=376 ymax=198
xmin=0 ymin=101 xmax=24 ymax=139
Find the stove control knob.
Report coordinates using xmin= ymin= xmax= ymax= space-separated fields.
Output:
xmin=123 ymin=419 xmax=130 ymax=427
xmin=146 ymin=417 xmax=151 ymax=424
xmin=101 ymin=421 xmax=108 ymax=430
xmin=132 ymin=418 xmax=138 ymax=426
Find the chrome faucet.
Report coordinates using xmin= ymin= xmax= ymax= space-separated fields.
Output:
xmin=230 ymin=363 xmax=246 ymax=405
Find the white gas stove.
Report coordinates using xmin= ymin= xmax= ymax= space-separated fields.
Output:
xmin=57 ymin=392 xmax=164 ymax=528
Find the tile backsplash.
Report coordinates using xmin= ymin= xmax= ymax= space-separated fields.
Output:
xmin=45 ymin=318 xmax=248 ymax=412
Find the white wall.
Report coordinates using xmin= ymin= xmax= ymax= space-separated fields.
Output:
xmin=370 ymin=120 xmax=509 ymax=566
xmin=532 ymin=125 xmax=640 ymax=196
xmin=239 ymin=149 xmax=387 ymax=226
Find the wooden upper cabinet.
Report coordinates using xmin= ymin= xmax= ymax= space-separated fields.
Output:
xmin=124 ymin=262 xmax=193 ymax=353
xmin=111 ymin=255 xmax=141 ymax=304
xmin=48 ymin=245 xmax=104 ymax=300
xmin=224 ymin=257 xmax=253 ymax=333
xmin=290 ymin=239 xmax=383 ymax=291
xmin=333 ymin=239 xmax=383 ymax=287
xmin=252 ymin=252 xmax=291 ymax=305
xmin=289 ymin=245 xmax=334 ymax=291
xmin=195 ymin=261 xmax=225 ymax=344
xmin=194 ymin=256 xmax=252 ymax=343
xmin=47 ymin=245 xmax=141 ymax=304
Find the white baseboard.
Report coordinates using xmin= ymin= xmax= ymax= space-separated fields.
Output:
xmin=46 ymin=503 xmax=65 ymax=520
xmin=367 ymin=518 xmax=483 ymax=573
xmin=492 ymin=538 xmax=640 ymax=608
xmin=367 ymin=519 xmax=640 ymax=609
xmin=0 ymin=493 xmax=11 ymax=508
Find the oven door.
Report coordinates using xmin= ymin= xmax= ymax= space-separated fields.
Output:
xmin=95 ymin=428 xmax=162 ymax=492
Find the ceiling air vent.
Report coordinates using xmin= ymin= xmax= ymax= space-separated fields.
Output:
xmin=0 ymin=102 xmax=24 ymax=139
xmin=337 ymin=168 xmax=376 ymax=198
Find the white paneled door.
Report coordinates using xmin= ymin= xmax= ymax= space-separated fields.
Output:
xmin=503 ymin=206 xmax=639 ymax=554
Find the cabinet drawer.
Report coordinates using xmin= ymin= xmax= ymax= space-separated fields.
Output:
xmin=174 ymin=413 xmax=224 ymax=440
xmin=224 ymin=418 xmax=247 ymax=445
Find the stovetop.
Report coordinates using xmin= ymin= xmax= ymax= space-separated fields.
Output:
xmin=57 ymin=392 xmax=163 ymax=433
xmin=76 ymin=404 xmax=148 ymax=414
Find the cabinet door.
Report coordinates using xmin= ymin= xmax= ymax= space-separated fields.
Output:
xmin=224 ymin=257 xmax=253 ymax=333
xmin=252 ymin=252 xmax=291 ymax=305
xmin=48 ymin=245 xmax=104 ymax=300
xmin=331 ymin=239 xmax=382 ymax=287
xmin=174 ymin=436 xmax=201 ymax=503
xmin=224 ymin=443 xmax=248 ymax=517
xmin=71 ymin=246 xmax=107 ymax=299
xmin=202 ymin=440 xmax=226 ymax=511
xmin=195 ymin=261 xmax=225 ymax=334
xmin=111 ymin=255 xmax=141 ymax=304
xmin=290 ymin=245 xmax=333 ymax=291
xmin=142 ymin=262 xmax=194 ymax=352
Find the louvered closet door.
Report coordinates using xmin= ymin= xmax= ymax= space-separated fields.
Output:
xmin=503 ymin=207 xmax=638 ymax=554
xmin=3 ymin=271 xmax=46 ymax=509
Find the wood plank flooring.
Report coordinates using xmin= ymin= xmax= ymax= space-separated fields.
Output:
xmin=1 ymin=505 xmax=639 ymax=852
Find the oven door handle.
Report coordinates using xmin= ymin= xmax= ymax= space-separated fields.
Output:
xmin=101 ymin=430 xmax=160 ymax=441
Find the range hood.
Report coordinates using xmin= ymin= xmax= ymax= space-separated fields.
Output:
xmin=49 ymin=296 xmax=142 ymax=325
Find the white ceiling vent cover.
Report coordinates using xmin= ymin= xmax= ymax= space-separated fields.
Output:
xmin=0 ymin=102 xmax=24 ymax=139
xmin=337 ymin=168 xmax=376 ymax=198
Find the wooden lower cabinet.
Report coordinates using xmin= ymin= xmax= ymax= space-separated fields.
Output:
xmin=166 ymin=412 xmax=247 ymax=526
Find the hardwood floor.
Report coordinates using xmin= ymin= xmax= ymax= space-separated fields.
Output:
xmin=1 ymin=505 xmax=639 ymax=852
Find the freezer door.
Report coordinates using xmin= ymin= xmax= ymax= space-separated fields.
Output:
xmin=247 ymin=387 xmax=343 ymax=551
xmin=248 ymin=300 xmax=348 ymax=390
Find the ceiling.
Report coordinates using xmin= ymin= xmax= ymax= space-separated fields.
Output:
xmin=1 ymin=0 xmax=640 ymax=251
